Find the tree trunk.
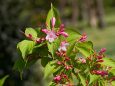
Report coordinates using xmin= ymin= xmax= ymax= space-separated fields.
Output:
xmin=71 ymin=0 xmax=79 ymax=24
xmin=96 ymin=0 xmax=105 ymax=28
xmin=81 ymin=0 xmax=88 ymax=22
xmin=87 ymin=0 xmax=97 ymax=28
xmin=59 ymin=0 xmax=66 ymax=23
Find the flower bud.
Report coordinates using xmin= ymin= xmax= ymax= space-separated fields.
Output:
xmin=51 ymin=17 xmax=56 ymax=28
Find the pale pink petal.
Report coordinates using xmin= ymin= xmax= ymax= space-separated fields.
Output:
xmin=51 ymin=17 xmax=56 ymax=28
xmin=41 ymin=29 xmax=49 ymax=34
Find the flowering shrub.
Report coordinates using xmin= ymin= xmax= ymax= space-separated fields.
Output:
xmin=14 ymin=5 xmax=115 ymax=86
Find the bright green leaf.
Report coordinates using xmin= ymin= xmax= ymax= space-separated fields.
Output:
xmin=99 ymin=57 xmax=115 ymax=68
xmin=25 ymin=28 xmax=38 ymax=40
xmin=76 ymin=41 xmax=94 ymax=57
xmin=46 ymin=4 xmax=61 ymax=28
xmin=78 ymin=73 xmax=86 ymax=86
xmin=112 ymin=81 xmax=115 ymax=86
xmin=0 ymin=75 xmax=9 ymax=86
xmin=47 ymin=39 xmax=61 ymax=57
xmin=109 ymin=68 xmax=115 ymax=76
xmin=44 ymin=60 xmax=60 ymax=79
xmin=64 ymin=28 xmax=82 ymax=56
xmin=17 ymin=40 xmax=36 ymax=60
xmin=49 ymin=81 xmax=57 ymax=86
xmin=89 ymin=74 xmax=99 ymax=84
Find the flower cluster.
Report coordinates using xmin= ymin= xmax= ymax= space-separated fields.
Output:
xmin=88 ymin=48 xmax=113 ymax=78
xmin=80 ymin=33 xmax=87 ymax=42
xmin=41 ymin=17 xmax=68 ymax=43
xmin=25 ymin=34 xmax=34 ymax=40
xmin=78 ymin=57 xmax=86 ymax=63
xmin=92 ymin=70 xmax=108 ymax=77
xmin=54 ymin=73 xmax=70 ymax=84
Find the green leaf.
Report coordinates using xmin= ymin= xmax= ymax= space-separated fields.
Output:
xmin=41 ymin=57 xmax=52 ymax=67
xmin=17 ymin=40 xmax=36 ymax=60
xmin=89 ymin=74 xmax=99 ymax=84
xmin=78 ymin=73 xmax=86 ymax=86
xmin=76 ymin=41 xmax=94 ymax=57
xmin=109 ymin=68 xmax=115 ymax=76
xmin=47 ymin=39 xmax=61 ymax=57
xmin=25 ymin=28 xmax=38 ymax=40
xmin=64 ymin=28 xmax=82 ymax=56
xmin=26 ymin=57 xmax=39 ymax=69
xmin=49 ymin=81 xmax=57 ymax=86
xmin=0 ymin=75 xmax=9 ymax=86
xmin=46 ymin=4 xmax=61 ymax=28
xmin=99 ymin=57 xmax=115 ymax=68
xmin=13 ymin=58 xmax=25 ymax=79
xmin=44 ymin=60 xmax=60 ymax=79
xmin=112 ymin=81 xmax=115 ymax=86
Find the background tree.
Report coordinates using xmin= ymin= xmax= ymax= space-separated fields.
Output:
xmin=96 ymin=0 xmax=105 ymax=28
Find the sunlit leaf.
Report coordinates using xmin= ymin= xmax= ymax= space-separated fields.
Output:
xmin=44 ymin=60 xmax=60 ymax=79
xmin=17 ymin=40 xmax=36 ymax=60
xmin=0 ymin=75 xmax=9 ymax=86
xmin=46 ymin=4 xmax=61 ymax=28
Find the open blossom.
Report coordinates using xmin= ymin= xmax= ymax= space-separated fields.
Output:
xmin=58 ymin=40 xmax=69 ymax=52
xmin=78 ymin=57 xmax=86 ymax=63
xmin=46 ymin=30 xmax=58 ymax=43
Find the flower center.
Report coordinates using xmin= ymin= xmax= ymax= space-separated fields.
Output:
xmin=49 ymin=34 xmax=53 ymax=38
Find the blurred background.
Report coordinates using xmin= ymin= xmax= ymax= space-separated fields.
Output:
xmin=0 ymin=0 xmax=115 ymax=86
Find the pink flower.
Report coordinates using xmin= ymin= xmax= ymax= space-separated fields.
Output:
xmin=36 ymin=38 xmax=41 ymax=43
xmin=57 ymin=31 xmax=68 ymax=37
xmin=36 ymin=38 xmax=45 ymax=43
xmin=60 ymin=24 xmax=64 ymax=28
xmin=64 ymin=57 xmax=69 ymax=61
xmin=98 ymin=56 xmax=103 ymax=59
xmin=58 ymin=40 xmax=69 ymax=52
xmin=109 ymin=77 xmax=115 ymax=82
xmin=99 ymin=48 xmax=106 ymax=55
xmin=105 ymin=67 xmax=112 ymax=71
xmin=79 ymin=57 xmax=86 ymax=63
xmin=60 ymin=28 xmax=66 ymax=32
xmin=65 ymin=65 xmax=69 ymax=70
xmin=46 ymin=30 xmax=58 ymax=43
xmin=96 ymin=59 xmax=104 ymax=63
xmin=95 ymin=64 xmax=101 ymax=69
xmin=54 ymin=75 xmax=61 ymax=83
xmin=61 ymin=32 xmax=68 ymax=37
xmin=80 ymin=33 xmax=87 ymax=42
xmin=86 ymin=81 xmax=89 ymax=85
xmin=70 ymin=65 xmax=73 ymax=68
xmin=25 ymin=34 xmax=34 ymax=40
xmin=41 ymin=29 xmax=49 ymax=34
xmin=92 ymin=70 xmax=108 ymax=77
xmin=45 ymin=23 xmax=49 ymax=27
xmin=57 ymin=61 xmax=61 ymax=65
xmin=51 ymin=17 xmax=56 ymax=28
